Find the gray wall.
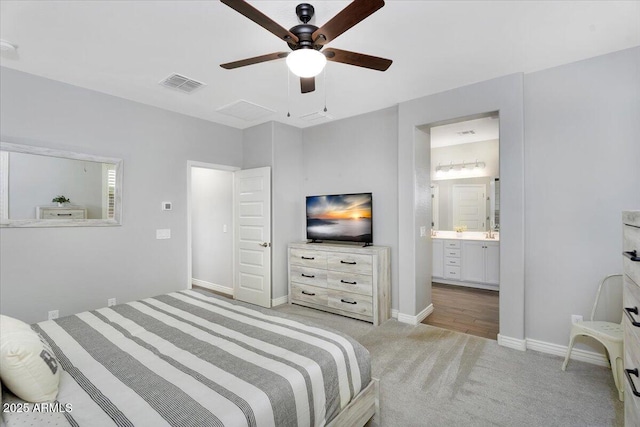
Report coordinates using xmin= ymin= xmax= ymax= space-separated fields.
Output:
xmin=191 ymin=167 xmax=233 ymax=289
xmin=524 ymin=47 xmax=640 ymax=348
xmin=301 ymin=107 xmax=400 ymax=309
xmin=398 ymin=73 xmax=525 ymax=338
xmin=272 ymin=122 xmax=303 ymax=300
xmin=0 ymin=67 xmax=242 ymax=323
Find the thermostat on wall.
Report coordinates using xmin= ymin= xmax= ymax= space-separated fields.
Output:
xmin=161 ymin=202 xmax=172 ymax=211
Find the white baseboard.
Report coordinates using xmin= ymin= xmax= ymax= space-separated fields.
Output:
xmin=497 ymin=334 xmax=526 ymax=351
xmin=271 ymin=295 xmax=288 ymax=307
xmin=526 ymin=338 xmax=608 ymax=367
xmin=496 ymin=334 xmax=608 ymax=367
xmin=191 ymin=279 xmax=233 ymax=296
xmin=397 ymin=304 xmax=434 ymax=325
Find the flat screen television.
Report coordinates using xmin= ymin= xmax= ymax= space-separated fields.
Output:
xmin=306 ymin=193 xmax=373 ymax=244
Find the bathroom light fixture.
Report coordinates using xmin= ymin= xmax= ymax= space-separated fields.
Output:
xmin=286 ymin=48 xmax=327 ymax=78
xmin=436 ymin=160 xmax=486 ymax=173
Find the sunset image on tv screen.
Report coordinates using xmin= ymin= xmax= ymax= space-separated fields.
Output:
xmin=306 ymin=193 xmax=372 ymax=243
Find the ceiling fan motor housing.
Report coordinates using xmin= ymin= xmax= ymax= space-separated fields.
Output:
xmin=288 ymin=24 xmax=321 ymax=51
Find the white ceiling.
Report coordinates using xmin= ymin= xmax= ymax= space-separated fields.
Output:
xmin=430 ymin=116 xmax=499 ymax=148
xmin=1 ymin=1 xmax=639 ymax=130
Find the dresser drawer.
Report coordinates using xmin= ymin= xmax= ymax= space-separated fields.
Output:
xmin=327 ymin=253 xmax=373 ymax=275
xmin=624 ymin=275 xmax=640 ymax=344
xmin=327 ymin=290 xmax=372 ymax=317
xmin=623 ymin=224 xmax=640 ymax=287
xmin=327 ymin=271 xmax=373 ymax=296
xmin=444 ymin=265 xmax=461 ymax=279
xmin=444 ymin=240 xmax=461 ymax=249
xmin=290 ymin=265 xmax=327 ymax=288
xmin=291 ymin=283 xmax=328 ymax=306
xmin=40 ymin=209 xmax=86 ymax=219
xmin=445 ymin=248 xmax=460 ymax=258
xmin=290 ymin=248 xmax=328 ymax=269
xmin=445 ymin=257 xmax=461 ymax=267
xmin=624 ymin=323 xmax=640 ymax=421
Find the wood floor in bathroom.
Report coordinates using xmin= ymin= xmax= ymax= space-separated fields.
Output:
xmin=422 ymin=282 xmax=499 ymax=340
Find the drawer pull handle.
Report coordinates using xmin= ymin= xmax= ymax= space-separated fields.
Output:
xmin=301 ymin=256 xmax=315 ymax=260
xmin=624 ymin=306 xmax=640 ymax=327
xmin=301 ymin=274 xmax=315 ymax=278
xmin=57 ymin=213 xmax=73 ymax=216
xmin=340 ymin=280 xmax=357 ymax=285
xmin=624 ymin=368 xmax=640 ymax=397
xmin=340 ymin=260 xmax=357 ymax=265
xmin=341 ymin=298 xmax=357 ymax=305
xmin=624 ymin=250 xmax=640 ymax=262
xmin=301 ymin=291 xmax=316 ymax=296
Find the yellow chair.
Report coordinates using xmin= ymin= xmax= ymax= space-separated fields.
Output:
xmin=561 ymin=274 xmax=624 ymax=401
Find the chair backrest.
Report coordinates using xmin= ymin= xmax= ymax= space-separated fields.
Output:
xmin=591 ymin=274 xmax=623 ymax=323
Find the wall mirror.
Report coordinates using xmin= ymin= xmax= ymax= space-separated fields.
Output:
xmin=0 ymin=142 xmax=123 ymax=227
xmin=431 ymin=177 xmax=500 ymax=231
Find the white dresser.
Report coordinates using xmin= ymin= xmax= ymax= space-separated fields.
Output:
xmin=37 ymin=206 xmax=87 ymax=219
xmin=288 ymin=242 xmax=391 ymax=325
xmin=623 ymin=211 xmax=640 ymax=426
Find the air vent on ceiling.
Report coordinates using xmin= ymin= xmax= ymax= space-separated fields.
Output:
xmin=457 ymin=130 xmax=476 ymax=136
xmin=216 ymin=100 xmax=276 ymax=122
xmin=299 ymin=111 xmax=333 ymax=123
xmin=159 ymin=73 xmax=206 ymax=94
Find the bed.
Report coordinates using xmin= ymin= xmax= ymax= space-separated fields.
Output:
xmin=1 ymin=289 xmax=377 ymax=427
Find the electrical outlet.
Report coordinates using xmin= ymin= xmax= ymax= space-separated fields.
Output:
xmin=571 ymin=314 xmax=583 ymax=324
xmin=108 ymin=298 xmax=116 ymax=307
xmin=48 ymin=310 xmax=59 ymax=320
xmin=223 ymin=224 xmax=228 ymax=233
xmin=156 ymin=229 xmax=171 ymax=239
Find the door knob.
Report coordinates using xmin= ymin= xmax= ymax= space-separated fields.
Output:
xmin=259 ymin=242 xmax=271 ymax=247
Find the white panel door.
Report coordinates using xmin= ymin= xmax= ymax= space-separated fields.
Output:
xmin=452 ymin=184 xmax=486 ymax=231
xmin=234 ymin=167 xmax=271 ymax=308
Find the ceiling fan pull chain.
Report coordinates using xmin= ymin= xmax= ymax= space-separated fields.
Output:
xmin=287 ymin=67 xmax=291 ymax=118
xmin=323 ymin=67 xmax=328 ymax=113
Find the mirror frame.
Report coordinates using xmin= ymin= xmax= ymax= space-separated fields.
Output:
xmin=0 ymin=142 xmax=123 ymax=227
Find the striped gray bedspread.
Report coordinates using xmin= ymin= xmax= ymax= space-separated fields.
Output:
xmin=9 ymin=290 xmax=371 ymax=427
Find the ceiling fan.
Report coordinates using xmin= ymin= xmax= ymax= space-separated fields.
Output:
xmin=219 ymin=0 xmax=393 ymax=94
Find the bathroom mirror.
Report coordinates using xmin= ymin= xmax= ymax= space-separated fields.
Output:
xmin=0 ymin=142 xmax=123 ymax=227
xmin=431 ymin=177 xmax=499 ymax=232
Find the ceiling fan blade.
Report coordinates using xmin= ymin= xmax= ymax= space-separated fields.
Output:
xmin=323 ymin=48 xmax=392 ymax=71
xmin=220 ymin=52 xmax=288 ymax=69
xmin=312 ymin=0 xmax=384 ymax=45
xmin=300 ymin=77 xmax=315 ymax=93
xmin=220 ymin=0 xmax=299 ymax=43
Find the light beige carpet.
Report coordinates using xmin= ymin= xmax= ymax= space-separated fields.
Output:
xmin=274 ymin=304 xmax=623 ymax=427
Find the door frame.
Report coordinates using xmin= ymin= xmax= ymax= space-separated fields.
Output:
xmin=186 ymin=161 xmax=240 ymax=292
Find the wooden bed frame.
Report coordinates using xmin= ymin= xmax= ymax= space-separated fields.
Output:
xmin=327 ymin=378 xmax=379 ymax=427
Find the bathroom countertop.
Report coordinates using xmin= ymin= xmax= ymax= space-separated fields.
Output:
xmin=432 ymin=231 xmax=500 ymax=242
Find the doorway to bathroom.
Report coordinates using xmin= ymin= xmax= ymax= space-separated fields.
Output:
xmin=422 ymin=112 xmax=500 ymax=340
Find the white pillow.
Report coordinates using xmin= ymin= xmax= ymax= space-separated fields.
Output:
xmin=0 ymin=315 xmax=60 ymax=402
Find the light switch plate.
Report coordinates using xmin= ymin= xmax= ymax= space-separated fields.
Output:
xmin=156 ymin=229 xmax=171 ymax=239
xmin=420 ymin=226 xmax=427 ymax=237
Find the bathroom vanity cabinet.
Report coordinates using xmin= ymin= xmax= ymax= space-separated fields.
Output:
xmin=432 ymin=233 xmax=499 ymax=290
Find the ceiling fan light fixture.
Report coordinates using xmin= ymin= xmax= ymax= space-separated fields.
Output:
xmin=286 ymin=49 xmax=326 ymax=78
